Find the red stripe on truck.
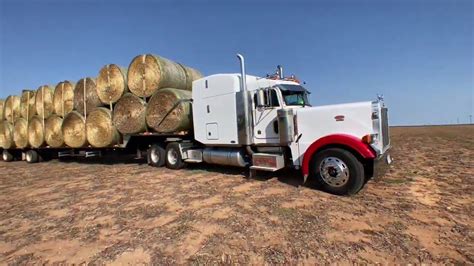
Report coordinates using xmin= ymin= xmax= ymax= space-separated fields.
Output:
xmin=301 ymin=134 xmax=376 ymax=176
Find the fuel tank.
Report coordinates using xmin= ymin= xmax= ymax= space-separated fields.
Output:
xmin=202 ymin=148 xmax=247 ymax=167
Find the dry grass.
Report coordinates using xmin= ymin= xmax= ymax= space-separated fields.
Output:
xmin=0 ymin=125 xmax=473 ymax=263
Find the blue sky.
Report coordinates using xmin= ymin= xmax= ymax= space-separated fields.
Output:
xmin=0 ymin=0 xmax=472 ymax=125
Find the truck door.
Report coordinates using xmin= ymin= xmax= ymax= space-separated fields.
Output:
xmin=253 ymin=88 xmax=280 ymax=140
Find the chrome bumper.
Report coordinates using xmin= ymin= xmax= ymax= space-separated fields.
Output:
xmin=373 ymin=149 xmax=392 ymax=179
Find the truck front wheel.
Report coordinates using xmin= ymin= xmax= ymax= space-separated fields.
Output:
xmin=165 ymin=143 xmax=187 ymax=170
xmin=147 ymin=144 xmax=165 ymax=167
xmin=311 ymin=148 xmax=365 ymax=195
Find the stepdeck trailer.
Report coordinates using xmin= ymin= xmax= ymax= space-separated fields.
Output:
xmin=1 ymin=54 xmax=392 ymax=195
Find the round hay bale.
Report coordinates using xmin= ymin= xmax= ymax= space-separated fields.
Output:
xmin=4 ymin=95 xmax=20 ymax=123
xmin=182 ymin=65 xmax=203 ymax=89
xmin=112 ymin=93 xmax=147 ymax=134
xmin=0 ymin=121 xmax=14 ymax=149
xmin=45 ymin=114 xmax=64 ymax=148
xmin=146 ymin=88 xmax=192 ymax=133
xmin=53 ymin=81 xmax=75 ymax=117
xmin=96 ymin=64 xmax=128 ymax=104
xmin=13 ymin=118 xmax=29 ymax=148
xmin=74 ymin=77 xmax=102 ymax=116
xmin=20 ymin=90 xmax=36 ymax=119
xmin=35 ymin=85 xmax=55 ymax=119
xmin=86 ymin=107 xmax=120 ymax=148
xmin=28 ymin=116 xmax=45 ymax=148
xmin=62 ymin=111 xmax=87 ymax=148
xmin=127 ymin=54 xmax=200 ymax=97
xmin=0 ymin=99 xmax=5 ymax=120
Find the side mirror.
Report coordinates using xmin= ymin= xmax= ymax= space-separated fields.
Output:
xmin=256 ymin=89 xmax=266 ymax=107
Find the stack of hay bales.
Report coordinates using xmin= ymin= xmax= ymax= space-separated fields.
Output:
xmin=62 ymin=78 xmax=102 ymax=148
xmin=45 ymin=81 xmax=75 ymax=148
xmin=1 ymin=53 xmax=202 ymax=152
xmin=85 ymin=64 xmax=127 ymax=148
xmin=28 ymin=85 xmax=54 ymax=148
xmin=15 ymin=90 xmax=35 ymax=148
xmin=1 ymin=96 xmax=20 ymax=150
xmin=114 ymin=54 xmax=201 ymax=134
xmin=86 ymin=64 xmax=128 ymax=148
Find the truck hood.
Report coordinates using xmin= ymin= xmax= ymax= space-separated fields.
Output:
xmin=294 ymin=101 xmax=374 ymax=149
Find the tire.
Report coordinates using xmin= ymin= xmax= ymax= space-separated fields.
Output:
xmin=25 ymin=150 xmax=40 ymax=163
xmin=165 ymin=142 xmax=187 ymax=170
xmin=310 ymin=148 xmax=365 ymax=195
xmin=2 ymin=150 xmax=14 ymax=162
xmin=147 ymin=144 xmax=166 ymax=167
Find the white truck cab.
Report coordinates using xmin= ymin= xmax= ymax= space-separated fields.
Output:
xmin=175 ymin=54 xmax=392 ymax=195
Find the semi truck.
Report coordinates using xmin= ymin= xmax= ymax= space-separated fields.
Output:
xmin=1 ymin=54 xmax=392 ymax=195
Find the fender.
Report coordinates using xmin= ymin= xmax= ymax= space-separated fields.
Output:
xmin=301 ymin=134 xmax=376 ymax=177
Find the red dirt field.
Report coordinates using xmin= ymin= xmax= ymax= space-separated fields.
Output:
xmin=0 ymin=125 xmax=472 ymax=264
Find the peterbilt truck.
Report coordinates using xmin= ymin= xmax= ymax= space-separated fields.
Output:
xmin=2 ymin=54 xmax=391 ymax=195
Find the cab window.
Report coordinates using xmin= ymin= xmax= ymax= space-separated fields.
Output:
xmin=254 ymin=88 xmax=280 ymax=107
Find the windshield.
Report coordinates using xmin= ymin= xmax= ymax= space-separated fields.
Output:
xmin=280 ymin=87 xmax=310 ymax=106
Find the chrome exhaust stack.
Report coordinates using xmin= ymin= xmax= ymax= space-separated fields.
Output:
xmin=236 ymin=54 xmax=253 ymax=147
xmin=237 ymin=54 xmax=247 ymax=92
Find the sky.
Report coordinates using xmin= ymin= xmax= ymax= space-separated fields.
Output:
xmin=0 ymin=0 xmax=472 ymax=125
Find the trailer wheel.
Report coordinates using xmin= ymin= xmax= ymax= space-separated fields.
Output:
xmin=147 ymin=144 xmax=165 ymax=167
xmin=311 ymin=148 xmax=365 ymax=195
xmin=25 ymin=150 xmax=40 ymax=163
xmin=2 ymin=150 xmax=14 ymax=162
xmin=165 ymin=143 xmax=187 ymax=170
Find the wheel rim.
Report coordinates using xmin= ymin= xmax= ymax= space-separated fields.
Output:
xmin=150 ymin=149 xmax=160 ymax=163
xmin=167 ymin=149 xmax=178 ymax=165
xmin=26 ymin=152 xmax=32 ymax=162
xmin=2 ymin=152 xmax=7 ymax=161
xmin=319 ymin=156 xmax=350 ymax=187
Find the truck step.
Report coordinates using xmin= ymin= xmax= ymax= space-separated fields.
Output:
xmin=251 ymin=153 xmax=285 ymax=172
xmin=250 ymin=165 xmax=280 ymax=172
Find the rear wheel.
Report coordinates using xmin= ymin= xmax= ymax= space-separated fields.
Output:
xmin=147 ymin=144 xmax=165 ymax=167
xmin=25 ymin=150 xmax=40 ymax=163
xmin=2 ymin=150 xmax=14 ymax=162
xmin=311 ymin=148 xmax=365 ymax=195
xmin=165 ymin=143 xmax=187 ymax=170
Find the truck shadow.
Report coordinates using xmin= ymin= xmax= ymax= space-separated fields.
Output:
xmin=54 ymin=153 xmax=147 ymax=165
xmin=186 ymin=163 xmax=305 ymax=188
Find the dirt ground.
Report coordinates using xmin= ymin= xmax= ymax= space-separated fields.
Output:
xmin=0 ymin=125 xmax=472 ymax=264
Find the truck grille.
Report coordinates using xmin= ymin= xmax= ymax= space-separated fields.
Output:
xmin=381 ymin=107 xmax=389 ymax=148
